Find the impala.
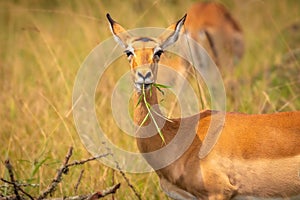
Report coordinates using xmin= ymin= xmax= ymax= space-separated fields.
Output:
xmin=162 ymin=2 xmax=244 ymax=77
xmin=159 ymin=2 xmax=244 ymax=114
xmin=184 ymin=2 xmax=244 ymax=69
xmin=107 ymin=13 xmax=300 ymax=200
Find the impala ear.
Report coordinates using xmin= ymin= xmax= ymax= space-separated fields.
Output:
xmin=106 ymin=13 xmax=131 ymax=48
xmin=159 ymin=14 xmax=187 ymax=50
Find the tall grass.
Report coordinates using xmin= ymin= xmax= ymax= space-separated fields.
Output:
xmin=0 ymin=0 xmax=299 ymax=199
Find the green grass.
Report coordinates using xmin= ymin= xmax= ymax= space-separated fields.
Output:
xmin=0 ymin=0 xmax=300 ymax=199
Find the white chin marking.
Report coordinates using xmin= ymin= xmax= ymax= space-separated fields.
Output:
xmin=134 ymin=83 xmax=142 ymax=91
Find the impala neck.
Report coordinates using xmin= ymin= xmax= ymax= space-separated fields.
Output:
xmin=133 ymin=86 xmax=162 ymax=126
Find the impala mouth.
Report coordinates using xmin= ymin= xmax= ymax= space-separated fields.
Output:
xmin=134 ymin=82 xmax=153 ymax=91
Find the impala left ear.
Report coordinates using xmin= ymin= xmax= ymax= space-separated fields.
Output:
xmin=159 ymin=14 xmax=187 ymax=50
xmin=107 ymin=13 xmax=131 ymax=49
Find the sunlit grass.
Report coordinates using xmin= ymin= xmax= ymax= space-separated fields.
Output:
xmin=0 ymin=0 xmax=299 ymax=199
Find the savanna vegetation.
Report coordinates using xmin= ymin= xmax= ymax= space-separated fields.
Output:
xmin=1 ymin=0 xmax=300 ymax=199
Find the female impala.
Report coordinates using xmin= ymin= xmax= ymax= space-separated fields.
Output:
xmin=184 ymin=2 xmax=244 ymax=69
xmin=159 ymin=2 xmax=244 ymax=114
xmin=162 ymin=2 xmax=244 ymax=76
xmin=107 ymin=13 xmax=300 ymax=200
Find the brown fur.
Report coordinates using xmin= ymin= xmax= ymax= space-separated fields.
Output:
xmin=107 ymin=13 xmax=300 ymax=200
xmin=134 ymin=89 xmax=300 ymax=198
xmin=185 ymin=2 xmax=244 ymax=68
xmin=161 ymin=2 xmax=244 ymax=75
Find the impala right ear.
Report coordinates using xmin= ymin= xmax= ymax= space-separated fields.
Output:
xmin=159 ymin=14 xmax=187 ymax=50
xmin=106 ymin=13 xmax=131 ymax=49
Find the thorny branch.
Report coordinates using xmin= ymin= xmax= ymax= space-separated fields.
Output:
xmin=37 ymin=147 xmax=74 ymax=200
xmin=66 ymin=153 xmax=111 ymax=168
xmin=114 ymin=161 xmax=142 ymax=200
xmin=0 ymin=147 xmax=120 ymax=200
xmin=102 ymin=141 xmax=142 ymax=199
xmin=4 ymin=160 xmax=21 ymax=200
xmin=0 ymin=178 xmax=34 ymax=200
xmin=74 ymin=170 xmax=84 ymax=194
xmin=0 ymin=183 xmax=120 ymax=200
xmin=0 ymin=183 xmax=39 ymax=188
xmin=45 ymin=183 xmax=121 ymax=200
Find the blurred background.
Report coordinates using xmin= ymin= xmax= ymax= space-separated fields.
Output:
xmin=1 ymin=0 xmax=300 ymax=199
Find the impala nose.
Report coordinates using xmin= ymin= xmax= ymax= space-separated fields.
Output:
xmin=134 ymin=68 xmax=154 ymax=90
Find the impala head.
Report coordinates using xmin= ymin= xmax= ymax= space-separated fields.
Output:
xmin=107 ymin=13 xmax=186 ymax=91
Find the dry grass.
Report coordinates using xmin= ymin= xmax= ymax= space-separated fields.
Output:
xmin=0 ymin=0 xmax=300 ymax=199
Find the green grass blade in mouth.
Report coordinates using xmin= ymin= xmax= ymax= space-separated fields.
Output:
xmin=153 ymin=83 xmax=171 ymax=95
xmin=139 ymin=112 xmax=150 ymax=127
xmin=136 ymin=93 xmax=143 ymax=107
xmin=152 ymin=83 xmax=171 ymax=88
xmin=140 ymin=84 xmax=166 ymax=144
xmin=149 ymin=107 xmax=173 ymax=123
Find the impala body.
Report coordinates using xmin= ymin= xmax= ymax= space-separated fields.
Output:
xmin=107 ymin=11 xmax=300 ymax=200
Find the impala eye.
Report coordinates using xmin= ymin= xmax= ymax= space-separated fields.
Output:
xmin=154 ymin=49 xmax=164 ymax=58
xmin=124 ymin=50 xmax=134 ymax=57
